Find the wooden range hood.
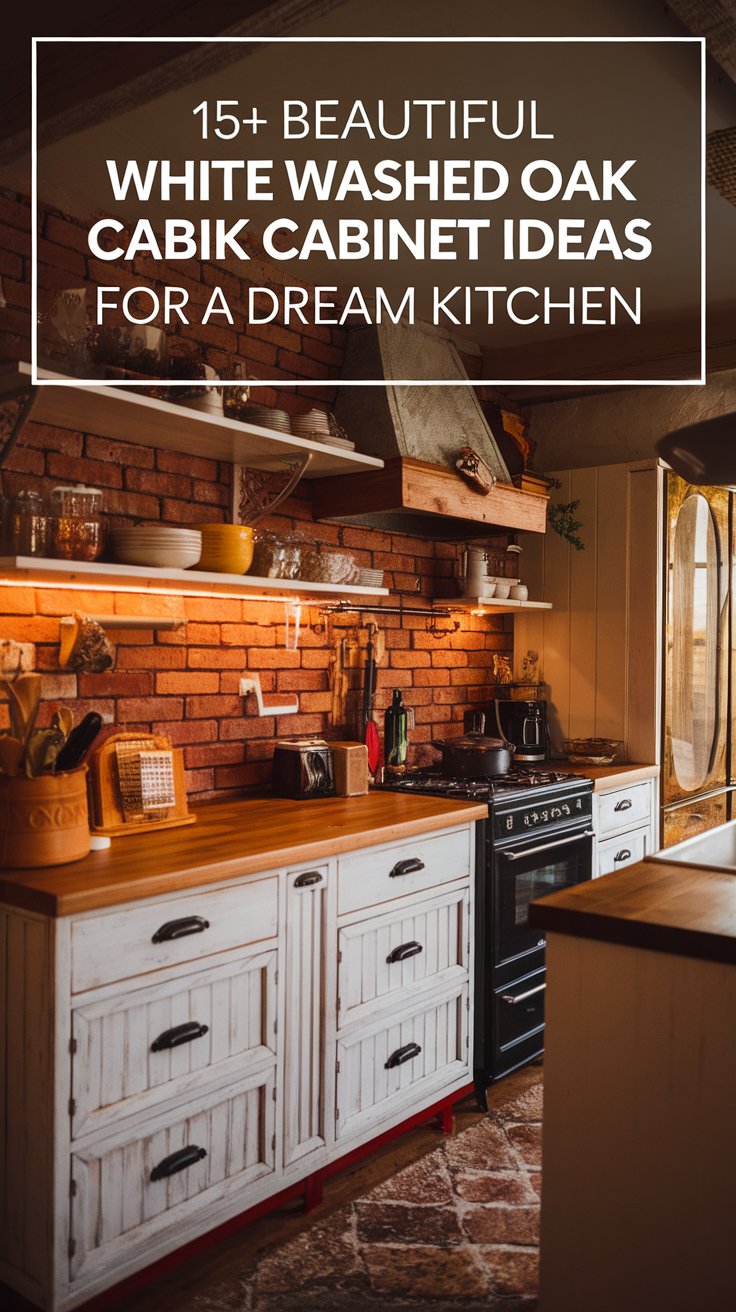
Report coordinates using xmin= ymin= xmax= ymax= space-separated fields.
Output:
xmin=312 ymin=456 xmax=549 ymax=540
xmin=317 ymin=324 xmax=549 ymax=539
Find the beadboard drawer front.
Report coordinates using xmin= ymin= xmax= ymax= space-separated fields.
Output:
xmin=71 ymin=949 xmax=277 ymax=1139
xmin=597 ymin=783 xmax=652 ymax=837
xmin=71 ymin=877 xmax=277 ymax=992
xmin=336 ymin=985 xmax=469 ymax=1141
xmin=337 ymin=886 xmax=470 ymax=1031
xmin=69 ymin=1070 xmax=275 ymax=1286
xmin=597 ymin=826 xmax=650 ymax=878
xmin=337 ymin=827 xmax=472 ymax=917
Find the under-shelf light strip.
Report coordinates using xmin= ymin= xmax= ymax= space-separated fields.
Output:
xmin=0 ymin=576 xmax=300 ymax=604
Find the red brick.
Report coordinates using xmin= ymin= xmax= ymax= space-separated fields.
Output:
xmin=104 ymin=489 xmax=161 ymax=520
xmin=184 ymin=598 xmax=241 ymax=623
xmin=246 ymin=649 xmax=301 ymax=669
xmin=276 ymin=670 xmax=325 ymax=691
xmin=390 ymin=651 xmax=431 ymax=668
xmin=215 ymin=761 xmax=271 ymax=790
xmin=126 ymin=467 xmax=192 ymax=499
xmin=162 ymin=499 xmax=223 ymax=525
xmin=118 ymin=696 xmax=183 ymax=722
xmin=301 ymin=337 xmax=345 ymax=367
xmin=301 ymin=650 xmax=331 ymax=669
xmin=272 ymin=712 xmax=325 ymax=736
xmin=157 ymin=449 xmax=219 ymax=482
xmin=185 ymin=743 xmax=244 ymax=769
xmin=0 ymin=616 xmax=59 ymax=642
xmin=298 ymin=691 xmax=332 ymax=712
xmin=412 ymin=669 xmax=451 ymax=687
xmin=0 ymin=195 xmax=31 ymax=231
xmin=0 ymin=586 xmax=36 ymax=614
xmin=3 ymin=446 xmax=45 ymax=476
xmin=157 ymin=671 xmax=220 ymax=695
xmin=220 ymin=715 xmax=276 ymax=740
xmin=277 ymin=349 xmax=330 ymax=380
xmin=118 ymin=645 xmax=185 ymax=670
xmin=85 ymin=435 xmax=155 ymax=469
xmin=188 ymin=647 xmax=244 ymax=669
xmin=192 ymin=479 xmax=229 ymax=507
xmin=37 ymin=238 xmax=86 ymax=276
xmin=78 ymin=672 xmax=153 ymax=698
xmin=47 ymin=452 xmax=123 ymax=489
xmin=242 ymin=320 xmax=302 ymax=353
xmin=185 ymin=767 xmax=215 ymax=795
xmin=431 ymin=650 xmax=468 ymax=667
xmin=153 ymin=719 xmax=218 ymax=745
xmin=185 ymin=693 xmax=241 ymax=718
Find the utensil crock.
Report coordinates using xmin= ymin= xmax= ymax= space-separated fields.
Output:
xmin=0 ymin=766 xmax=90 ymax=867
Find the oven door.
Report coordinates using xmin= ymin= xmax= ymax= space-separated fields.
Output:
xmin=493 ymin=825 xmax=594 ymax=972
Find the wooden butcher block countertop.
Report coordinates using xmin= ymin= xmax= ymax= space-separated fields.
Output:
xmin=0 ymin=791 xmax=487 ymax=918
xmin=557 ymin=762 xmax=660 ymax=790
xmin=530 ymin=859 xmax=736 ymax=965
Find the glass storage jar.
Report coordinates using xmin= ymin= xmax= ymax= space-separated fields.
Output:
xmin=9 ymin=490 xmax=48 ymax=556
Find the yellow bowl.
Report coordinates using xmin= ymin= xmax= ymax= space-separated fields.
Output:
xmin=194 ymin=524 xmax=254 ymax=574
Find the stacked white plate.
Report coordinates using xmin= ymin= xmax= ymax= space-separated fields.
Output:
xmin=239 ymin=404 xmax=292 ymax=433
xmin=110 ymin=525 xmax=202 ymax=569
xmin=292 ymin=408 xmax=356 ymax=450
xmin=357 ymin=568 xmax=385 ymax=588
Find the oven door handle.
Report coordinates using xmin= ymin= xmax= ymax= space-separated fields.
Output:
xmin=504 ymin=829 xmax=595 ymax=861
xmin=501 ymin=983 xmax=546 ymax=1005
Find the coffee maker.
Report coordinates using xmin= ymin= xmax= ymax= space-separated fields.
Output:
xmin=493 ymin=700 xmax=550 ymax=763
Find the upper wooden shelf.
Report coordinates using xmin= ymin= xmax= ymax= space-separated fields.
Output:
xmin=0 ymin=363 xmax=384 ymax=478
xmin=439 ymin=596 xmax=552 ymax=614
xmin=0 ymin=556 xmax=389 ymax=603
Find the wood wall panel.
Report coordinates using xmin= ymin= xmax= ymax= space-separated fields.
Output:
xmin=516 ymin=461 xmax=661 ymax=763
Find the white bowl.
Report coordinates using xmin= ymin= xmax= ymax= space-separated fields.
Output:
xmin=494 ymin=580 xmax=511 ymax=600
xmin=112 ymin=542 xmax=202 ymax=569
xmin=509 ymin=584 xmax=529 ymax=601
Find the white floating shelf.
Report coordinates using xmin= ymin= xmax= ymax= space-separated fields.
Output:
xmin=436 ymin=596 xmax=553 ymax=614
xmin=1 ymin=363 xmax=384 ymax=478
xmin=0 ymin=557 xmax=390 ymax=603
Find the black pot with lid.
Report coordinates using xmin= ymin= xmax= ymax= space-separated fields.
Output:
xmin=431 ymin=725 xmax=515 ymax=778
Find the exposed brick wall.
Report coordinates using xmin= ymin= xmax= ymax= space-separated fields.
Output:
xmin=0 ymin=189 xmax=515 ymax=802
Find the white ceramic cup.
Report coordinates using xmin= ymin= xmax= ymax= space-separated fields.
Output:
xmin=494 ymin=580 xmax=511 ymax=600
xmin=509 ymin=584 xmax=528 ymax=601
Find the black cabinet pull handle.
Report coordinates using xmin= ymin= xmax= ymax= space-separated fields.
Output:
xmin=385 ymin=1042 xmax=422 ymax=1069
xmin=390 ymin=857 xmax=425 ymax=878
xmin=150 ymin=1145 xmax=207 ymax=1182
xmin=614 ymin=798 xmax=633 ymax=812
xmin=614 ymin=849 xmax=632 ymax=863
xmin=151 ymin=1021 xmax=209 ymax=1053
xmin=294 ymin=871 xmax=323 ymax=888
xmin=387 ymin=940 xmax=423 ymax=964
xmin=152 ymin=916 xmax=210 ymax=944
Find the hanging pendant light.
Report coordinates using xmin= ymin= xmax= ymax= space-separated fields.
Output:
xmin=656 ymin=413 xmax=736 ymax=487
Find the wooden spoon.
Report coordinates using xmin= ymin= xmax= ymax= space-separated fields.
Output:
xmin=0 ymin=735 xmax=23 ymax=777
xmin=12 ymin=673 xmax=42 ymax=747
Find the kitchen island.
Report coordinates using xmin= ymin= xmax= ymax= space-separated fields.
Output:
xmin=530 ymin=858 xmax=736 ymax=1312
xmin=0 ymin=790 xmax=485 ymax=1312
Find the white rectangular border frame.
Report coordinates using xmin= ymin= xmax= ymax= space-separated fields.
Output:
xmin=31 ymin=34 xmax=706 ymax=388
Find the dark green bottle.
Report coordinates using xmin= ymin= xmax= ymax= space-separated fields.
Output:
xmin=384 ymin=688 xmax=408 ymax=768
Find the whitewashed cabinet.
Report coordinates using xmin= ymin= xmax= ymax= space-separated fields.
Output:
xmin=592 ymin=779 xmax=657 ymax=878
xmin=0 ymin=819 xmax=475 ymax=1312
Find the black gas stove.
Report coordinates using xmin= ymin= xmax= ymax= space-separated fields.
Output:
xmin=377 ymin=765 xmax=594 ymax=1104
xmin=375 ymin=766 xmax=586 ymax=801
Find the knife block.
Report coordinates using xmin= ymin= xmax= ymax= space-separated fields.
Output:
xmin=332 ymin=742 xmax=369 ymax=796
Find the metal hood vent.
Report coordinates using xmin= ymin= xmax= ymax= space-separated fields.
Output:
xmin=334 ymin=321 xmax=511 ymax=478
xmin=313 ymin=322 xmax=548 ymax=541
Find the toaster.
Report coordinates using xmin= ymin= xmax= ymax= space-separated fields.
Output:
xmin=272 ymin=739 xmax=335 ymax=799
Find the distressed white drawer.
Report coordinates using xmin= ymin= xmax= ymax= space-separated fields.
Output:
xmin=69 ymin=1069 xmax=275 ymax=1286
xmin=337 ymin=826 xmax=472 ymax=917
xmin=337 ymin=886 xmax=470 ymax=1030
xmin=597 ymin=783 xmax=652 ymax=837
xmin=335 ymin=985 xmax=469 ymax=1141
xmin=71 ymin=877 xmax=277 ymax=993
xmin=71 ymin=948 xmax=277 ymax=1138
xmin=597 ymin=826 xmax=650 ymax=878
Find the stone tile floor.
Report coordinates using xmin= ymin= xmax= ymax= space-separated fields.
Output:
xmin=190 ymin=1068 xmax=542 ymax=1312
